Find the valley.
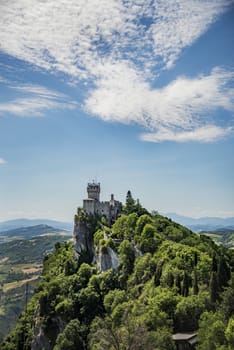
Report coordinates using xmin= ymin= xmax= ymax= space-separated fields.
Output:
xmin=0 ymin=225 xmax=72 ymax=342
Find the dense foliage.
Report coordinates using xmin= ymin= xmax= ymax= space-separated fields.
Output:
xmin=0 ymin=234 xmax=72 ymax=343
xmin=1 ymin=194 xmax=234 ymax=349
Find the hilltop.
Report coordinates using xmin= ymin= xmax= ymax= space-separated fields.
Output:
xmin=0 ymin=224 xmax=71 ymax=244
xmin=1 ymin=191 xmax=234 ymax=350
xmin=0 ymin=219 xmax=73 ymax=233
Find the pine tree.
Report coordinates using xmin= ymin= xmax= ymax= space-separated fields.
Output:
xmin=209 ymin=271 xmax=219 ymax=303
xmin=182 ymin=271 xmax=190 ymax=297
xmin=193 ymin=270 xmax=199 ymax=295
xmin=175 ymin=274 xmax=182 ymax=295
xmin=217 ymin=255 xmax=230 ymax=290
xmin=212 ymin=255 xmax=218 ymax=272
xmin=125 ymin=190 xmax=136 ymax=214
xmin=154 ymin=263 xmax=162 ymax=286
xmin=194 ymin=252 xmax=198 ymax=267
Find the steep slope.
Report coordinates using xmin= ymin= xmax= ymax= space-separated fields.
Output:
xmin=0 ymin=230 xmax=72 ymax=343
xmin=1 ymin=211 xmax=234 ymax=350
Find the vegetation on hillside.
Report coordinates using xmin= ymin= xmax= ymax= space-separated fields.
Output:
xmin=200 ymin=229 xmax=234 ymax=249
xmin=0 ymin=234 xmax=72 ymax=343
xmin=1 ymin=193 xmax=234 ymax=349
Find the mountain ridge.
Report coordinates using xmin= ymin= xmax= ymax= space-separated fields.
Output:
xmin=164 ymin=212 xmax=234 ymax=231
xmin=0 ymin=224 xmax=72 ymax=239
xmin=0 ymin=219 xmax=73 ymax=232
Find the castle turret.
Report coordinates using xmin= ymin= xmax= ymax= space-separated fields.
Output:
xmin=87 ymin=182 xmax=100 ymax=201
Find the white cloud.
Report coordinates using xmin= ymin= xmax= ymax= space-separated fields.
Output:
xmin=0 ymin=0 xmax=233 ymax=141
xmin=0 ymin=97 xmax=76 ymax=117
xmin=85 ymin=65 xmax=234 ymax=141
xmin=0 ymin=82 xmax=77 ymax=117
xmin=0 ymin=158 xmax=6 ymax=165
xmin=151 ymin=0 xmax=231 ymax=69
xmin=0 ymin=0 xmax=231 ymax=77
xmin=141 ymin=125 xmax=233 ymax=143
xmin=12 ymin=84 xmax=69 ymax=100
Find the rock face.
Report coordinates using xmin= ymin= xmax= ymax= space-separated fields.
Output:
xmin=73 ymin=182 xmax=122 ymax=262
xmin=73 ymin=220 xmax=95 ymax=260
xmin=31 ymin=324 xmax=50 ymax=350
xmin=95 ymin=247 xmax=119 ymax=272
xmin=31 ymin=306 xmax=65 ymax=350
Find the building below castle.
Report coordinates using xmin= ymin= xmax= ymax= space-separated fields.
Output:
xmin=83 ymin=182 xmax=122 ymax=225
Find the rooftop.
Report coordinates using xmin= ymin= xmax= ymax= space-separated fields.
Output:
xmin=172 ymin=333 xmax=197 ymax=341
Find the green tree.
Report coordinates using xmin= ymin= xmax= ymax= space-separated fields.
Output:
xmin=125 ymin=190 xmax=136 ymax=215
xmin=175 ymin=293 xmax=209 ymax=332
xmin=217 ymin=255 xmax=230 ymax=290
xmin=182 ymin=271 xmax=190 ymax=297
xmin=135 ymin=214 xmax=153 ymax=236
xmin=175 ymin=273 xmax=182 ymax=295
xmin=193 ymin=270 xmax=199 ymax=295
xmin=225 ymin=317 xmax=234 ymax=349
xmin=111 ymin=215 xmax=128 ymax=239
xmin=138 ymin=224 xmax=162 ymax=254
xmin=54 ymin=319 xmax=84 ymax=350
xmin=220 ymin=274 xmax=234 ymax=319
xmin=119 ymin=240 xmax=135 ymax=275
xmin=198 ymin=312 xmax=226 ymax=350
xmin=209 ymin=271 xmax=220 ymax=303
xmin=89 ymin=310 xmax=174 ymax=350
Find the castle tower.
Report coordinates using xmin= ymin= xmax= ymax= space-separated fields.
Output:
xmin=87 ymin=182 xmax=100 ymax=201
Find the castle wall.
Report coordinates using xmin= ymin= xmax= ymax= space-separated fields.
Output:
xmin=83 ymin=184 xmax=122 ymax=223
xmin=83 ymin=199 xmax=96 ymax=215
xmin=96 ymin=201 xmax=110 ymax=218
xmin=74 ymin=183 xmax=122 ymax=259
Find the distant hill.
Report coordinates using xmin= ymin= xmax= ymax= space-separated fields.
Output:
xmin=0 ymin=224 xmax=71 ymax=241
xmin=164 ymin=213 xmax=234 ymax=232
xmin=200 ymin=228 xmax=234 ymax=249
xmin=0 ymin=218 xmax=73 ymax=232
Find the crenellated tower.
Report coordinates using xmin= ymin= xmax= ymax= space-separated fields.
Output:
xmin=87 ymin=182 xmax=100 ymax=201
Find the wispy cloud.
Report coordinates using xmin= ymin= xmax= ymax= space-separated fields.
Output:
xmin=0 ymin=96 xmax=76 ymax=117
xmin=85 ymin=66 xmax=234 ymax=142
xmin=150 ymin=0 xmax=231 ymax=69
xmin=0 ymin=0 xmax=233 ymax=141
xmin=141 ymin=125 xmax=233 ymax=143
xmin=0 ymin=0 xmax=230 ymax=77
xmin=0 ymin=82 xmax=77 ymax=117
xmin=0 ymin=158 xmax=6 ymax=165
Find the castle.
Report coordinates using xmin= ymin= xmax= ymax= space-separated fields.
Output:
xmin=73 ymin=182 xmax=122 ymax=260
xmin=83 ymin=182 xmax=122 ymax=225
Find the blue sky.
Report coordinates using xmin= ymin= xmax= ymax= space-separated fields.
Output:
xmin=0 ymin=0 xmax=233 ymax=222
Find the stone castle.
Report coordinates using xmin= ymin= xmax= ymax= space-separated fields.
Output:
xmin=73 ymin=182 xmax=122 ymax=260
xmin=83 ymin=182 xmax=122 ymax=225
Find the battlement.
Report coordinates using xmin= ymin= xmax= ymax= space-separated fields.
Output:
xmin=87 ymin=182 xmax=100 ymax=201
xmin=82 ymin=182 xmax=122 ymax=225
